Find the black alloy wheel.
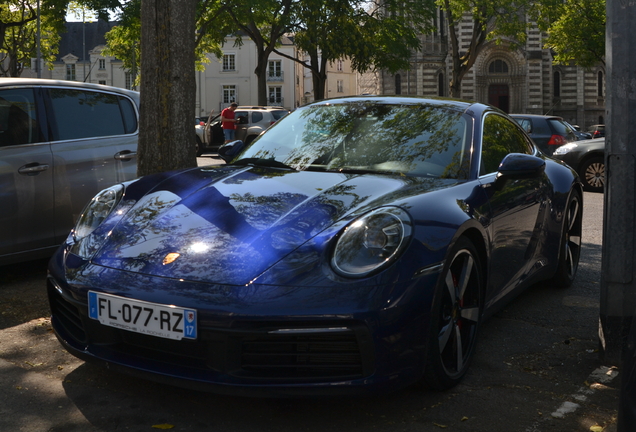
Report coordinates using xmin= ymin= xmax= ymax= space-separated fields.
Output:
xmin=424 ymin=237 xmax=483 ymax=390
xmin=549 ymin=189 xmax=583 ymax=287
xmin=580 ymin=156 xmax=605 ymax=193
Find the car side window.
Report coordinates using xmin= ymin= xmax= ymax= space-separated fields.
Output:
xmin=47 ymin=88 xmax=137 ymax=141
xmin=481 ymin=114 xmax=532 ymax=175
xmin=252 ymin=112 xmax=263 ymax=123
xmin=0 ymin=88 xmax=40 ymax=147
xmin=235 ymin=111 xmax=248 ymax=125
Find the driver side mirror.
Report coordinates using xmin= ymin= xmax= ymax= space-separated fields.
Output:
xmin=497 ymin=153 xmax=545 ymax=178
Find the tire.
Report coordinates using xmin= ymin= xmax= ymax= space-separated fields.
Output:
xmin=423 ymin=237 xmax=483 ymax=390
xmin=579 ymin=156 xmax=604 ymax=193
xmin=195 ymin=137 xmax=204 ymax=157
xmin=549 ymin=189 xmax=583 ymax=288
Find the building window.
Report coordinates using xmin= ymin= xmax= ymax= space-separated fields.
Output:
xmin=223 ymin=85 xmax=237 ymax=104
xmin=223 ymin=54 xmax=235 ymax=72
xmin=337 ymin=80 xmax=344 ymax=93
xmin=438 ymin=73 xmax=445 ymax=97
xmin=125 ymin=72 xmax=133 ymax=90
xmin=395 ymin=74 xmax=401 ymax=95
xmin=598 ymin=71 xmax=604 ymax=97
xmin=99 ymin=59 xmax=106 ymax=70
xmin=268 ymin=60 xmax=282 ymax=80
xmin=553 ymin=71 xmax=561 ymax=98
xmin=337 ymin=60 xmax=343 ymax=72
xmin=66 ymin=64 xmax=76 ymax=81
xmin=488 ymin=59 xmax=509 ymax=74
xmin=268 ymin=86 xmax=282 ymax=104
xmin=99 ymin=80 xmax=106 ymax=85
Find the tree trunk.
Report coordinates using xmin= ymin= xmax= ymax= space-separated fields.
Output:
xmin=255 ymin=48 xmax=272 ymax=106
xmin=138 ymin=0 xmax=197 ymax=177
xmin=309 ymin=53 xmax=328 ymax=101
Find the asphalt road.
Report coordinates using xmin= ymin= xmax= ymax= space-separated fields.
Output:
xmin=0 ymin=176 xmax=618 ymax=431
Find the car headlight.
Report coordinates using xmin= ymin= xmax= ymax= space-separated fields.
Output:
xmin=553 ymin=143 xmax=578 ymax=155
xmin=331 ymin=207 xmax=412 ymax=278
xmin=73 ymin=184 xmax=124 ymax=241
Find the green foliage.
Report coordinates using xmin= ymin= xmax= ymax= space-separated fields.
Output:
xmin=540 ymin=0 xmax=606 ymax=67
xmin=437 ymin=0 xmax=533 ymax=96
xmin=101 ymin=0 xmax=228 ymax=79
xmin=294 ymin=0 xmax=436 ymax=74
xmin=0 ymin=0 xmax=66 ymax=76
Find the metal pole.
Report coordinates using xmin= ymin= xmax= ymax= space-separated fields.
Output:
xmin=599 ymin=0 xmax=636 ymax=364
xmin=83 ymin=9 xmax=86 ymax=81
xmin=36 ymin=0 xmax=40 ymax=78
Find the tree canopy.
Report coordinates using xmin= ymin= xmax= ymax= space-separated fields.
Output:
xmin=281 ymin=0 xmax=436 ymax=101
xmin=539 ymin=0 xmax=606 ymax=68
xmin=439 ymin=0 xmax=532 ymax=97
xmin=0 ymin=0 xmax=66 ymax=76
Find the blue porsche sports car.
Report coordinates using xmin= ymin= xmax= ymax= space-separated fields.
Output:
xmin=48 ymin=96 xmax=582 ymax=396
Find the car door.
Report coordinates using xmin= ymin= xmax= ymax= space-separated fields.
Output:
xmin=234 ymin=110 xmax=250 ymax=141
xmin=0 ymin=86 xmax=57 ymax=262
xmin=44 ymin=87 xmax=138 ymax=243
xmin=479 ymin=114 xmax=549 ymax=305
xmin=205 ymin=114 xmax=224 ymax=148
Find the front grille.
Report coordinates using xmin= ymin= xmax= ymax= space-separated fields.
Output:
xmin=48 ymin=281 xmax=87 ymax=343
xmin=239 ymin=331 xmax=364 ymax=380
xmin=48 ymin=283 xmax=374 ymax=383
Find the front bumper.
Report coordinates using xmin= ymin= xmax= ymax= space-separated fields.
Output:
xmin=47 ymin=257 xmax=439 ymax=396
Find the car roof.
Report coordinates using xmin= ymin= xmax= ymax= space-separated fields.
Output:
xmin=0 ymin=78 xmax=140 ymax=99
xmin=236 ymin=106 xmax=287 ymax=110
xmin=305 ymin=95 xmax=478 ymax=113
xmin=509 ymin=113 xmax=564 ymax=120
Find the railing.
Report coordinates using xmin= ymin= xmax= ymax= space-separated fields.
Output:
xmin=267 ymin=71 xmax=284 ymax=82
xmin=268 ymin=97 xmax=284 ymax=106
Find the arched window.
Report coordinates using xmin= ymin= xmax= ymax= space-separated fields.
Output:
xmin=488 ymin=59 xmax=508 ymax=74
xmin=395 ymin=74 xmax=402 ymax=95
xmin=438 ymin=73 xmax=445 ymax=97
xmin=598 ymin=71 xmax=604 ymax=97
xmin=553 ymin=71 xmax=561 ymax=98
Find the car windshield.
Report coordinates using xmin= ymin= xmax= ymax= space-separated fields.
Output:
xmin=234 ymin=101 xmax=471 ymax=179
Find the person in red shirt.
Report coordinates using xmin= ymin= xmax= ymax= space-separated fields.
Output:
xmin=221 ymin=103 xmax=239 ymax=143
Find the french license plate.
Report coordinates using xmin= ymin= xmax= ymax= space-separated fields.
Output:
xmin=87 ymin=291 xmax=197 ymax=340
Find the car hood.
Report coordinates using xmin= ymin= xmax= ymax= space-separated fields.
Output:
xmin=92 ymin=165 xmax=451 ymax=285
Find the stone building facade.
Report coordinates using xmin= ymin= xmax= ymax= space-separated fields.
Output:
xmin=380 ymin=15 xmax=606 ymax=130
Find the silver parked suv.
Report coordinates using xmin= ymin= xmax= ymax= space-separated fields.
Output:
xmin=196 ymin=106 xmax=289 ymax=156
xmin=0 ymin=78 xmax=139 ymax=265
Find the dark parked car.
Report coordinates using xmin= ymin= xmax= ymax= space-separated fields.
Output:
xmin=0 ymin=78 xmax=139 ymax=265
xmin=587 ymin=124 xmax=605 ymax=139
xmin=553 ymin=138 xmax=605 ymax=192
xmin=565 ymin=121 xmax=592 ymax=140
xmin=510 ymin=114 xmax=577 ymax=155
xmin=48 ymin=96 xmax=582 ymax=396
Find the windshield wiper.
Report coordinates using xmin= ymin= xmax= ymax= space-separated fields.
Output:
xmin=233 ymin=158 xmax=296 ymax=171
